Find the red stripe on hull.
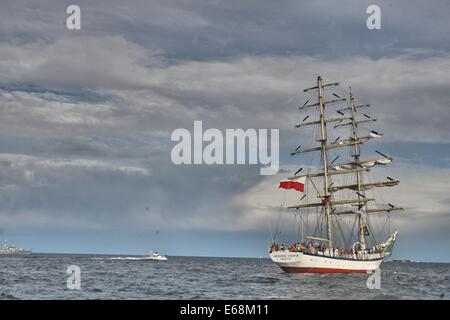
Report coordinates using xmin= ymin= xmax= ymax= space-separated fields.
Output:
xmin=280 ymin=266 xmax=368 ymax=274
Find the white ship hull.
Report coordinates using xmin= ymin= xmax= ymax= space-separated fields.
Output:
xmin=149 ymin=256 xmax=167 ymax=261
xmin=270 ymin=251 xmax=383 ymax=274
xmin=0 ymin=250 xmax=32 ymax=256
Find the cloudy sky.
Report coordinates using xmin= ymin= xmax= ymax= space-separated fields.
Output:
xmin=0 ymin=0 xmax=449 ymax=261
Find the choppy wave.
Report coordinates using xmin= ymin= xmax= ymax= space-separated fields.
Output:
xmin=0 ymin=292 xmax=19 ymax=300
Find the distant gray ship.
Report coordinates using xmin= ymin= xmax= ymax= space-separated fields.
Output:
xmin=0 ymin=240 xmax=32 ymax=255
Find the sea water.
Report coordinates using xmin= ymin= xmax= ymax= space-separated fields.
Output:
xmin=0 ymin=254 xmax=448 ymax=299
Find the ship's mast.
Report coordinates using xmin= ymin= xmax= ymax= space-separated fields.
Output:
xmin=317 ymin=76 xmax=333 ymax=249
xmin=290 ymin=76 xmax=404 ymax=252
xmin=349 ymin=88 xmax=366 ymax=249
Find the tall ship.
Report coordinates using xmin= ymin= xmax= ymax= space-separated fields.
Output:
xmin=270 ymin=76 xmax=403 ymax=274
xmin=0 ymin=240 xmax=32 ymax=256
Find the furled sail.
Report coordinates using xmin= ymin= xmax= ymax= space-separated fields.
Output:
xmin=329 ymin=157 xmax=392 ymax=172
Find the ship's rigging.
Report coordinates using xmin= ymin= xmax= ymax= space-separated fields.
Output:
xmin=275 ymin=76 xmax=404 ymax=252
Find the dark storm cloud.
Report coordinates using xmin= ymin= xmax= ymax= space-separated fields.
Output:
xmin=2 ymin=0 xmax=450 ymax=60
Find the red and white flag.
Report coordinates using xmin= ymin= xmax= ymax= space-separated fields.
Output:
xmin=279 ymin=176 xmax=306 ymax=192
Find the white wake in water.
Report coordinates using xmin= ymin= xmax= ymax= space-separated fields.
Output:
xmin=108 ymin=257 xmax=155 ymax=260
